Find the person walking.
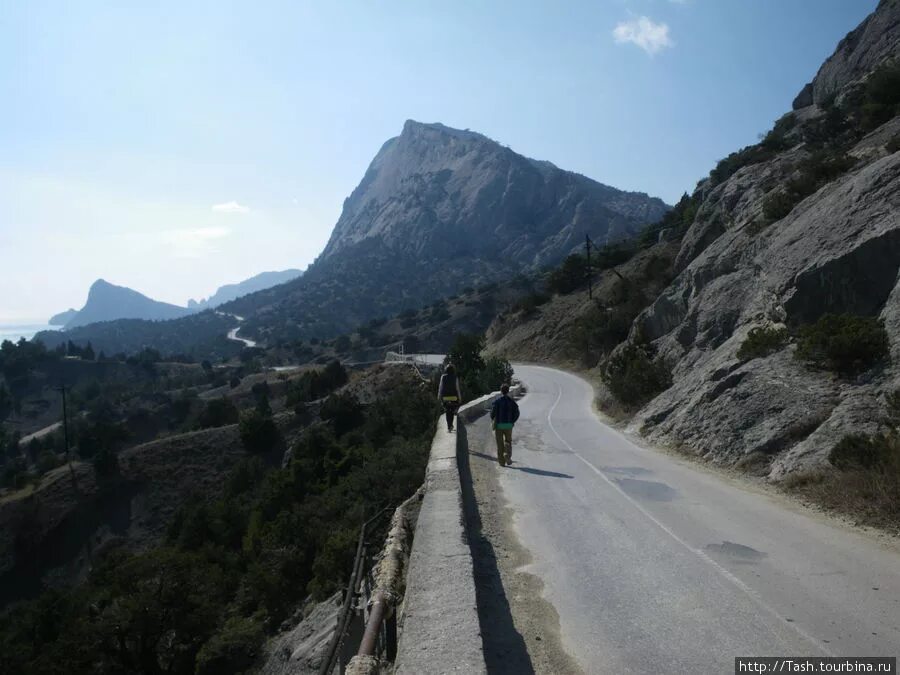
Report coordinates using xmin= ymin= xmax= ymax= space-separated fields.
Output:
xmin=490 ymin=384 xmax=519 ymax=466
xmin=438 ymin=363 xmax=462 ymax=432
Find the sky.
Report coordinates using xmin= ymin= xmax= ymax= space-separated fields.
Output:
xmin=0 ymin=0 xmax=879 ymax=322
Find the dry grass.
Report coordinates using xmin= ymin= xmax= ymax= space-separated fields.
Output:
xmin=780 ymin=441 xmax=900 ymax=534
xmin=734 ymin=451 xmax=773 ymax=476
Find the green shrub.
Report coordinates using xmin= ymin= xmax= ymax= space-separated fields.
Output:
xmin=239 ymin=410 xmax=279 ymax=453
xmin=36 ymin=451 xmax=62 ymax=476
xmin=194 ymin=615 xmax=265 ymax=675
xmin=569 ymin=297 xmax=643 ymax=368
xmin=447 ymin=332 xmax=486 ymax=391
xmin=1 ymin=458 xmax=30 ymax=490
xmin=638 ymin=192 xmax=699 ymax=247
xmin=795 ymin=314 xmax=889 ymax=374
xmin=792 ymin=151 xmax=857 ymax=195
xmin=286 ymin=361 xmax=348 ymax=405
xmin=198 ymin=397 xmax=240 ymax=428
xmin=801 ymin=106 xmax=849 ymax=146
xmin=333 ymin=335 xmax=351 ymax=352
xmin=92 ymin=446 xmax=119 ymax=476
xmin=428 ymin=304 xmax=451 ymax=323
xmin=709 ymin=143 xmax=781 ymax=186
xmin=860 ymin=61 xmax=900 ymax=131
xmin=445 ymin=333 xmax=514 ymax=400
xmin=481 ymin=356 xmax=515 ymax=393
xmin=737 ymin=326 xmax=789 ymax=361
xmin=866 ymin=62 xmax=900 ymax=106
xmin=320 ymin=393 xmax=365 ymax=436
xmin=603 ymin=343 xmax=672 ymax=408
xmin=762 ymin=151 xmax=857 ymax=225
xmin=547 ymin=254 xmax=588 ymax=295
xmin=595 ymin=242 xmax=640 ymax=268
xmin=745 ymin=218 xmax=770 ymax=237
xmin=513 ymin=292 xmax=550 ymax=317
xmin=830 ymin=433 xmax=898 ymax=470
xmin=762 ymin=190 xmax=797 ymax=222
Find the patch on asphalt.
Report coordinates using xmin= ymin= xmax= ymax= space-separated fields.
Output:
xmin=705 ymin=541 xmax=768 ymax=563
xmin=614 ymin=477 xmax=678 ymax=501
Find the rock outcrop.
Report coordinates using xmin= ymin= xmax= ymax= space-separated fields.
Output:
xmin=627 ymin=1 xmax=900 ymax=479
xmin=794 ymin=0 xmax=900 ymax=109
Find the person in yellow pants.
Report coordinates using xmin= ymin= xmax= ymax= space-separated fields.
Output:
xmin=437 ymin=363 xmax=462 ymax=432
xmin=490 ymin=384 xmax=520 ymax=466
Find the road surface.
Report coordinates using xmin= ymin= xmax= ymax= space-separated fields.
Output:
xmin=227 ymin=325 xmax=256 ymax=348
xmin=216 ymin=311 xmax=257 ymax=348
xmin=483 ymin=365 xmax=900 ymax=673
xmin=18 ymin=421 xmax=62 ymax=446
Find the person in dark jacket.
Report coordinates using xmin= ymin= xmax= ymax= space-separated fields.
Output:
xmin=490 ymin=383 xmax=519 ymax=466
xmin=437 ymin=363 xmax=462 ymax=432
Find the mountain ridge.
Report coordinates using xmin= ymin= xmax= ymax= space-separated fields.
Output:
xmin=187 ymin=269 xmax=304 ymax=309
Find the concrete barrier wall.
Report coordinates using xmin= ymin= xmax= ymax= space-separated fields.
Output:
xmin=394 ymin=387 xmax=521 ymax=674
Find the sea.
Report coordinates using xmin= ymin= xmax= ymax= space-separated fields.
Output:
xmin=0 ymin=323 xmax=59 ymax=344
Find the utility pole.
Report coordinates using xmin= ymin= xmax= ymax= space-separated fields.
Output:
xmin=56 ymin=384 xmax=92 ymax=567
xmin=59 ymin=385 xmax=69 ymax=459
xmin=585 ymin=234 xmax=593 ymax=299
xmin=56 ymin=385 xmax=77 ymax=485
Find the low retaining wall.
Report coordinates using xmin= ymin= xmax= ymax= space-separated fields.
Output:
xmin=394 ymin=387 xmax=521 ymax=674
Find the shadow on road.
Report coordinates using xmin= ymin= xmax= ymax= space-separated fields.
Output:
xmin=468 ymin=451 xmax=574 ymax=479
xmin=457 ymin=423 xmax=535 ymax=675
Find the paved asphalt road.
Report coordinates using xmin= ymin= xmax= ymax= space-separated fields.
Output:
xmin=490 ymin=365 xmax=900 ymax=673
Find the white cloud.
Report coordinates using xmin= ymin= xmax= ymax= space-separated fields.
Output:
xmin=612 ymin=16 xmax=674 ymax=55
xmin=162 ymin=227 xmax=231 ymax=258
xmin=211 ymin=200 xmax=250 ymax=214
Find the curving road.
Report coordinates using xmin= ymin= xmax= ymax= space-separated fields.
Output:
xmin=486 ymin=365 xmax=900 ymax=673
xmin=216 ymin=311 xmax=257 ymax=348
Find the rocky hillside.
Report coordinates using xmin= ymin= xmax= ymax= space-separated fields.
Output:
xmin=223 ymin=120 xmax=667 ymax=343
xmin=489 ymin=0 xmax=900 ymax=488
xmin=630 ymin=0 xmax=900 ymax=480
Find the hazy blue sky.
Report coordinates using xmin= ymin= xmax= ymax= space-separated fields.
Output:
xmin=0 ymin=0 xmax=879 ymax=321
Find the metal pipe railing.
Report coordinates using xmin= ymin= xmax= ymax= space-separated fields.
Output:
xmin=318 ymin=507 xmax=391 ymax=675
xmin=357 ymin=591 xmax=389 ymax=657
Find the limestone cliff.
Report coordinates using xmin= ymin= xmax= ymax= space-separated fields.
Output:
xmin=628 ymin=0 xmax=900 ymax=478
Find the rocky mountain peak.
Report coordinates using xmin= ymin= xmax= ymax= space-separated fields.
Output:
xmin=64 ymin=279 xmax=192 ymax=329
xmin=400 ymin=119 xmax=490 ymax=143
xmin=319 ymin=120 xmax=668 ymax=264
